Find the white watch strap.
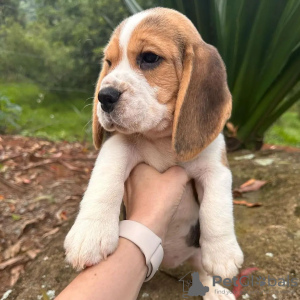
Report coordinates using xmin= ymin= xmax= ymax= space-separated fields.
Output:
xmin=119 ymin=220 xmax=164 ymax=282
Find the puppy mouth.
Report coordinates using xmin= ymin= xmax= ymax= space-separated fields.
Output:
xmin=110 ymin=117 xmax=134 ymax=133
xmin=101 ymin=113 xmax=131 ymax=133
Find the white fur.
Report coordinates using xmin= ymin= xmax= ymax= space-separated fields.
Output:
xmin=64 ymin=134 xmax=142 ymax=269
xmin=119 ymin=11 xmax=150 ymax=51
xmin=65 ymin=134 xmax=243 ymax=275
xmin=183 ymin=135 xmax=243 ymax=278
xmin=189 ymin=252 xmax=237 ymax=300
xmin=64 ymin=10 xmax=243 ymax=298
xmin=99 ymin=10 xmax=170 ymax=135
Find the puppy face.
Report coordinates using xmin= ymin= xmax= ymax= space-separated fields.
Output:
xmin=97 ymin=10 xmax=180 ymax=135
xmin=93 ymin=8 xmax=232 ymax=161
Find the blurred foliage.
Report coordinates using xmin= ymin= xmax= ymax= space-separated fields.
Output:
xmin=265 ymin=103 xmax=300 ymax=147
xmin=128 ymin=0 xmax=300 ymax=149
xmin=0 ymin=82 xmax=91 ymax=141
xmin=0 ymin=0 xmax=129 ymax=91
xmin=0 ymin=92 xmax=22 ymax=134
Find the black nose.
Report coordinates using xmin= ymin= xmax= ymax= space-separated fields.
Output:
xmin=98 ymin=87 xmax=121 ymax=113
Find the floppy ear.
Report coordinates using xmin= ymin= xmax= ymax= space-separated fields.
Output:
xmin=172 ymin=42 xmax=232 ymax=161
xmin=92 ymin=69 xmax=107 ymax=149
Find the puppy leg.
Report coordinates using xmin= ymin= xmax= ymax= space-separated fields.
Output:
xmin=189 ymin=251 xmax=236 ymax=300
xmin=184 ymin=136 xmax=243 ymax=279
xmin=194 ymin=165 xmax=243 ymax=279
xmin=64 ymin=134 xmax=141 ymax=270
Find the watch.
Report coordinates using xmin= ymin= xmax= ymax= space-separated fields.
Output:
xmin=119 ymin=220 xmax=164 ymax=282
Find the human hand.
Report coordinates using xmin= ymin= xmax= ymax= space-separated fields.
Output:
xmin=123 ymin=164 xmax=189 ymax=241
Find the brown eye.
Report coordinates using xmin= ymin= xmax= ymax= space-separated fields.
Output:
xmin=106 ymin=59 xmax=112 ymax=67
xmin=137 ymin=52 xmax=162 ymax=70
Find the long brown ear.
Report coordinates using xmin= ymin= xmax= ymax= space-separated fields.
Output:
xmin=172 ymin=42 xmax=232 ymax=161
xmin=92 ymin=69 xmax=107 ymax=149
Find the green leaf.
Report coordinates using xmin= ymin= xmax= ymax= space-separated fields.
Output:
xmin=11 ymin=214 xmax=21 ymax=221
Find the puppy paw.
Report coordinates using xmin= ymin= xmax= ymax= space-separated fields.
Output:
xmin=64 ymin=217 xmax=119 ymax=270
xmin=201 ymin=237 xmax=243 ymax=278
xmin=203 ymin=284 xmax=236 ymax=300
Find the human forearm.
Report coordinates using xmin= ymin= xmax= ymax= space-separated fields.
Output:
xmin=57 ymin=238 xmax=147 ymax=300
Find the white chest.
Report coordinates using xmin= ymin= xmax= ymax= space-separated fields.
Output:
xmin=136 ymin=136 xmax=177 ymax=172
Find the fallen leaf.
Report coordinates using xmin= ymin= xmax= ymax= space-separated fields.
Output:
xmin=18 ymin=213 xmax=47 ymax=237
xmin=11 ymin=214 xmax=21 ymax=221
xmin=59 ymin=160 xmax=84 ymax=172
xmin=26 ymin=249 xmax=41 ymax=259
xmin=235 ymin=179 xmax=267 ymax=193
xmin=254 ymin=158 xmax=274 ymax=166
xmin=22 ymin=178 xmax=31 ymax=184
xmin=232 ymin=267 xmax=259 ymax=298
xmin=41 ymin=289 xmax=50 ymax=300
xmin=262 ymin=144 xmax=300 ymax=153
xmin=10 ymin=265 xmax=24 ymax=286
xmin=233 ymin=190 xmax=243 ymax=198
xmin=3 ymin=240 xmax=22 ymax=260
xmin=226 ymin=122 xmax=238 ymax=137
xmin=64 ymin=195 xmax=81 ymax=201
xmin=56 ymin=210 xmax=68 ymax=221
xmin=9 ymin=204 xmax=15 ymax=212
xmin=240 ymin=179 xmax=256 ymax=188
xmin=42 ymin=227 xmax=59 ymax=238
xmin=0 ymin=289 xmax=12 ymax=300
xmin=29 ymin=195 xmax=53 ymax=203
xmin=51 ymin=152 xmax=62 ymax=158
xmin=0 ymin=255 xmax=27 ymax=270
xmin=234 ymin=154 xmax=255 ymax=161
xmin=233 ymin=200 xmax=262 ymax=207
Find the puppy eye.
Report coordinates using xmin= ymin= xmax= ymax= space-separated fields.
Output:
xmin=105 ymin=59 xmax=112 ymax=67
xmin=138 ymin=52 xmax=162 ymax=70
xmin=142 ymin=52 xmax=159 ymax=63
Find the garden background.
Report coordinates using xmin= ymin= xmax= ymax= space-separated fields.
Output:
xmin=1 ymin=1 xmax=300 ymax=299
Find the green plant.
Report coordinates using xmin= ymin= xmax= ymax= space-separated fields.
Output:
xmin=0 ymin=93 xmax=22 ymax=134
xmin=0 ymin=82 xmax=92 ymax=142
xmin=124 ymin=0 xmax=300 ymax=149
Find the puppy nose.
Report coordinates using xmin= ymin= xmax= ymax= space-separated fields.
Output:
xmin=98 ymin=87 xmax=121 ymax=113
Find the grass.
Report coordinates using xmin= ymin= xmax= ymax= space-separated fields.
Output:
xmin=0 ymin=81 xmax=299 ymax=148
xmin=265 ymin=109 xmax=300 ymax=147
xmin=0 ymin=82 xmax=93 ymax=143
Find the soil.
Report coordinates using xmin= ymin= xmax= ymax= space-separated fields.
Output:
xmin=0 ymin=135 xmax=299 ymax=300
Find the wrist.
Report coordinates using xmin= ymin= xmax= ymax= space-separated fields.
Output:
xmin=119 ymin=220 xmax=164 ymax=281
xmin=128 ymin=215 xmax=167 ymax=241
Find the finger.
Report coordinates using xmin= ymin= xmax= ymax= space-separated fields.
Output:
xmin=163 ymin=166 xmax=189 ymax=184
xmin=130 ymin=163 xmax=160 ymax=180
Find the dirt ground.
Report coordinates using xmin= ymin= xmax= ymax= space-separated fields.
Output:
xmin=0 ymin=135 xmax=299 ymax=300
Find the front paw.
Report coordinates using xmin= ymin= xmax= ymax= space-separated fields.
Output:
xmin=201 ymin=236 xmax=243 ymax=278
xmin=64 ymin=217 xmax=119 ymax=270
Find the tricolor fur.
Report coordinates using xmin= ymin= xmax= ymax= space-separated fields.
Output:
xmin=65 ymin=8 xmax=243 ymax=299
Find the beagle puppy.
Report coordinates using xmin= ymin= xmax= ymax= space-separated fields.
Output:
xmin=64 ymin=7 xmax=243 ymax=299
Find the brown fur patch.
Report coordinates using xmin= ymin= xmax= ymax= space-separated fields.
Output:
xmin=126 ymin=13 xmax=182 ymax=107
xmin=173 ymin=41 xmax=232 ymax=161
xmin=92 ymin=27 xmax=122 ymax=149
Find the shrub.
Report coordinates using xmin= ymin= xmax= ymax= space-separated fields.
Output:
xmin=0 ymin=93 xmax=22 ymax=134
